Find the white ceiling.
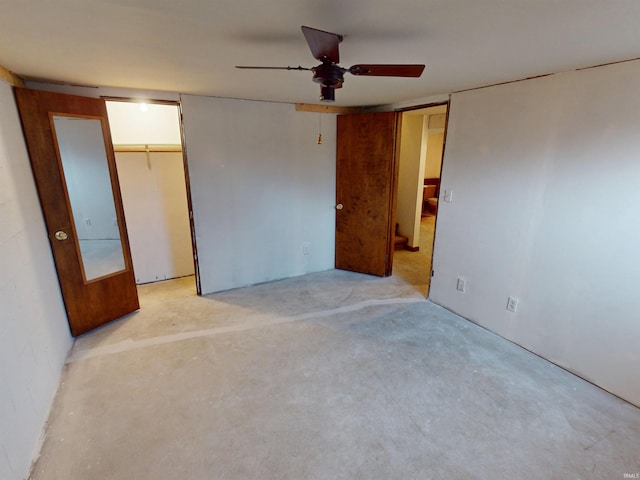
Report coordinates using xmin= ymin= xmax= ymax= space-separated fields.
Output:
xmin=1 ymin=0 xmax=639 ymax=107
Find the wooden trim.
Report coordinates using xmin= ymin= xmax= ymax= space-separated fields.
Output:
xmin=113 ymin=144 xmax=182 ymax=153
xmin=453 ymin=74 xmax=553 ymax=94
xmin=395 ymin=101 xmax=449 ymax=113
xmin=404 ymin=246 xmax=420 ymax=252
xmin=0 ymin=64 xmax=25 ymax=87
xmin=296 ymin=103 xmax=364 ymax=114
xmin=177 ymin=101 xmax=201 ymax=295
xmin=101 ymin=96 xmax=180 ymax=106
xmin=386 ymin=112 xmax=402 ymax=276
xmin=575 ymin=56 xmax=640 ymax=71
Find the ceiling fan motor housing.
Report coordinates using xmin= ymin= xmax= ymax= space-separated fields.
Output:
xmin=312 ymin=62 xmax=345 ymax=88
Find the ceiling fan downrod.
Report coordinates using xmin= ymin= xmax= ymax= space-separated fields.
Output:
xmin=320 ymin=85 xmax=335 ymax=102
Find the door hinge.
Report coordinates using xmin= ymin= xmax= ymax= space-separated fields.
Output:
xmin=431 ymin=269 xmax=435 ymax=277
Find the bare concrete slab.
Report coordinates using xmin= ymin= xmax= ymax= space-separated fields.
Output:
xmin=31 ymin=271 xmax=640 ymax=479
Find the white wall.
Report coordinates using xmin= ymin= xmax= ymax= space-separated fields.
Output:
xmin=116 ymin=151 xmax=194 ymax=283
xmin=181 ymin=95 xmax=336 ymax=294
xmin=430 ymin=60 xmax=640 ymax=407
xmin=0 ymin=81 xmax=72 ymax=479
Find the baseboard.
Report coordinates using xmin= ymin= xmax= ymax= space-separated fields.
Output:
xmin=404 ymin=245 xmax=419 ymax=252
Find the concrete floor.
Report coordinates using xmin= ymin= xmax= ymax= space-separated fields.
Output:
xmin=30 ymin=250 xmax=640 ymax=478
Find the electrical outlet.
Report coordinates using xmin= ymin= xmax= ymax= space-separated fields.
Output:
xmin=456 ymin=277 xmax=466 ymax=293
xmin=302 ymin=242 xmax=311 ymax=255
xmin=444 ymin=189 xmax=453 ymax=203
xmin=85 ymin=218 xmax=91 ymax=226
xmin=506 ymin=296 xmax=519 ymax=313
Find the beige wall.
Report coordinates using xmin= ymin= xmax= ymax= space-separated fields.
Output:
xmin=396 ymin=114 xmax=425 ymax=245
xmin=106 ymin=101 xmax=182 ymax=145
xmin=424 ymin=131 xmax=444 ymax=179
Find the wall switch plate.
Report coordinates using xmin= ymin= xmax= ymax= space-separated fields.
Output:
xmin=456 ymin=277 xmax=466 ymax=293
xmin=302 ymin=242 xmax=311 ymax=255
xmin=506 ymin=296 xmax=519 ymax=313
xmin=444 ymin=189 xmax=453 ymax=203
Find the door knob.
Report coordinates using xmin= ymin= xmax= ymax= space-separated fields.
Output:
xmin=335 ymin=203 xmax=344 ymax=210
xmin=54 ymin=230 xmax=68 ymax=241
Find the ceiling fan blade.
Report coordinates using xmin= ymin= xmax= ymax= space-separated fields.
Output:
xmin=301 ymin=26 xmax=343 ymax=63
xmin=235 ymin=65 xmax=312 ymax=71
xmin=349 ymin=64 xmax=425 ymax=77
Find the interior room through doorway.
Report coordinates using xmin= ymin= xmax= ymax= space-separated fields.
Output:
xmin=392 ymin=104 xmax=447 ymax=296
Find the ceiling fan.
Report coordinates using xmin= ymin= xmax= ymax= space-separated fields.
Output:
xmin=236 ymin=26 xmax=425 ymax=102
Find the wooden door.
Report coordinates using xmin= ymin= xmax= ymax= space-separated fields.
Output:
xmin=14 ymin=88 xmax=139 ymax=336
xmin=335 ymin=111 xmax=400 ymax=276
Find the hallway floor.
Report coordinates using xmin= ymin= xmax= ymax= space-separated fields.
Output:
xmin=30 ymin=269 xmax=640 ymax=479
xmin=393 ymin=214 xmax=436 ymax=296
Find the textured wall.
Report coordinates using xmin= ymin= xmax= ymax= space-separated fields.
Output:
xmin=431 ymin=60 xmax=640 ymax=407
xmin=0 ymin=81 xmax=72 ymax=479
xmin=181 ymin=95 xmax=336 ymax=294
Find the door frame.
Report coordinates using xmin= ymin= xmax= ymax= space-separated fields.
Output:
xmin=394 ymin=100 xmax=450 ymax=296
xmin=178 ymin=101 xmax=202 ymax=295
xmin=102 ymin=96 xmax=202 ymax=294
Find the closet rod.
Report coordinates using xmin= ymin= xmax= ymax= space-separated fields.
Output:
xmin=113 ymin=144 xmax=182 ymax=153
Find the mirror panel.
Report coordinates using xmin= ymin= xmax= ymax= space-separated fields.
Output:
xmin=52 ymin=115 xmax=126 ymax=281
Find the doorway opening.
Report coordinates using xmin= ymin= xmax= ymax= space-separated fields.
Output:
xmin=105 ymin=100 xmax=198 ymax=292
xmin=392 ymin=103 xmax=448 ymax=297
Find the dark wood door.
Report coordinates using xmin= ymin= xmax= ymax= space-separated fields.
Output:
xmin=14 ymin=88 xmax=139 ymax=336
xmin=335 ymin=111 xmax=400 ymax=276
